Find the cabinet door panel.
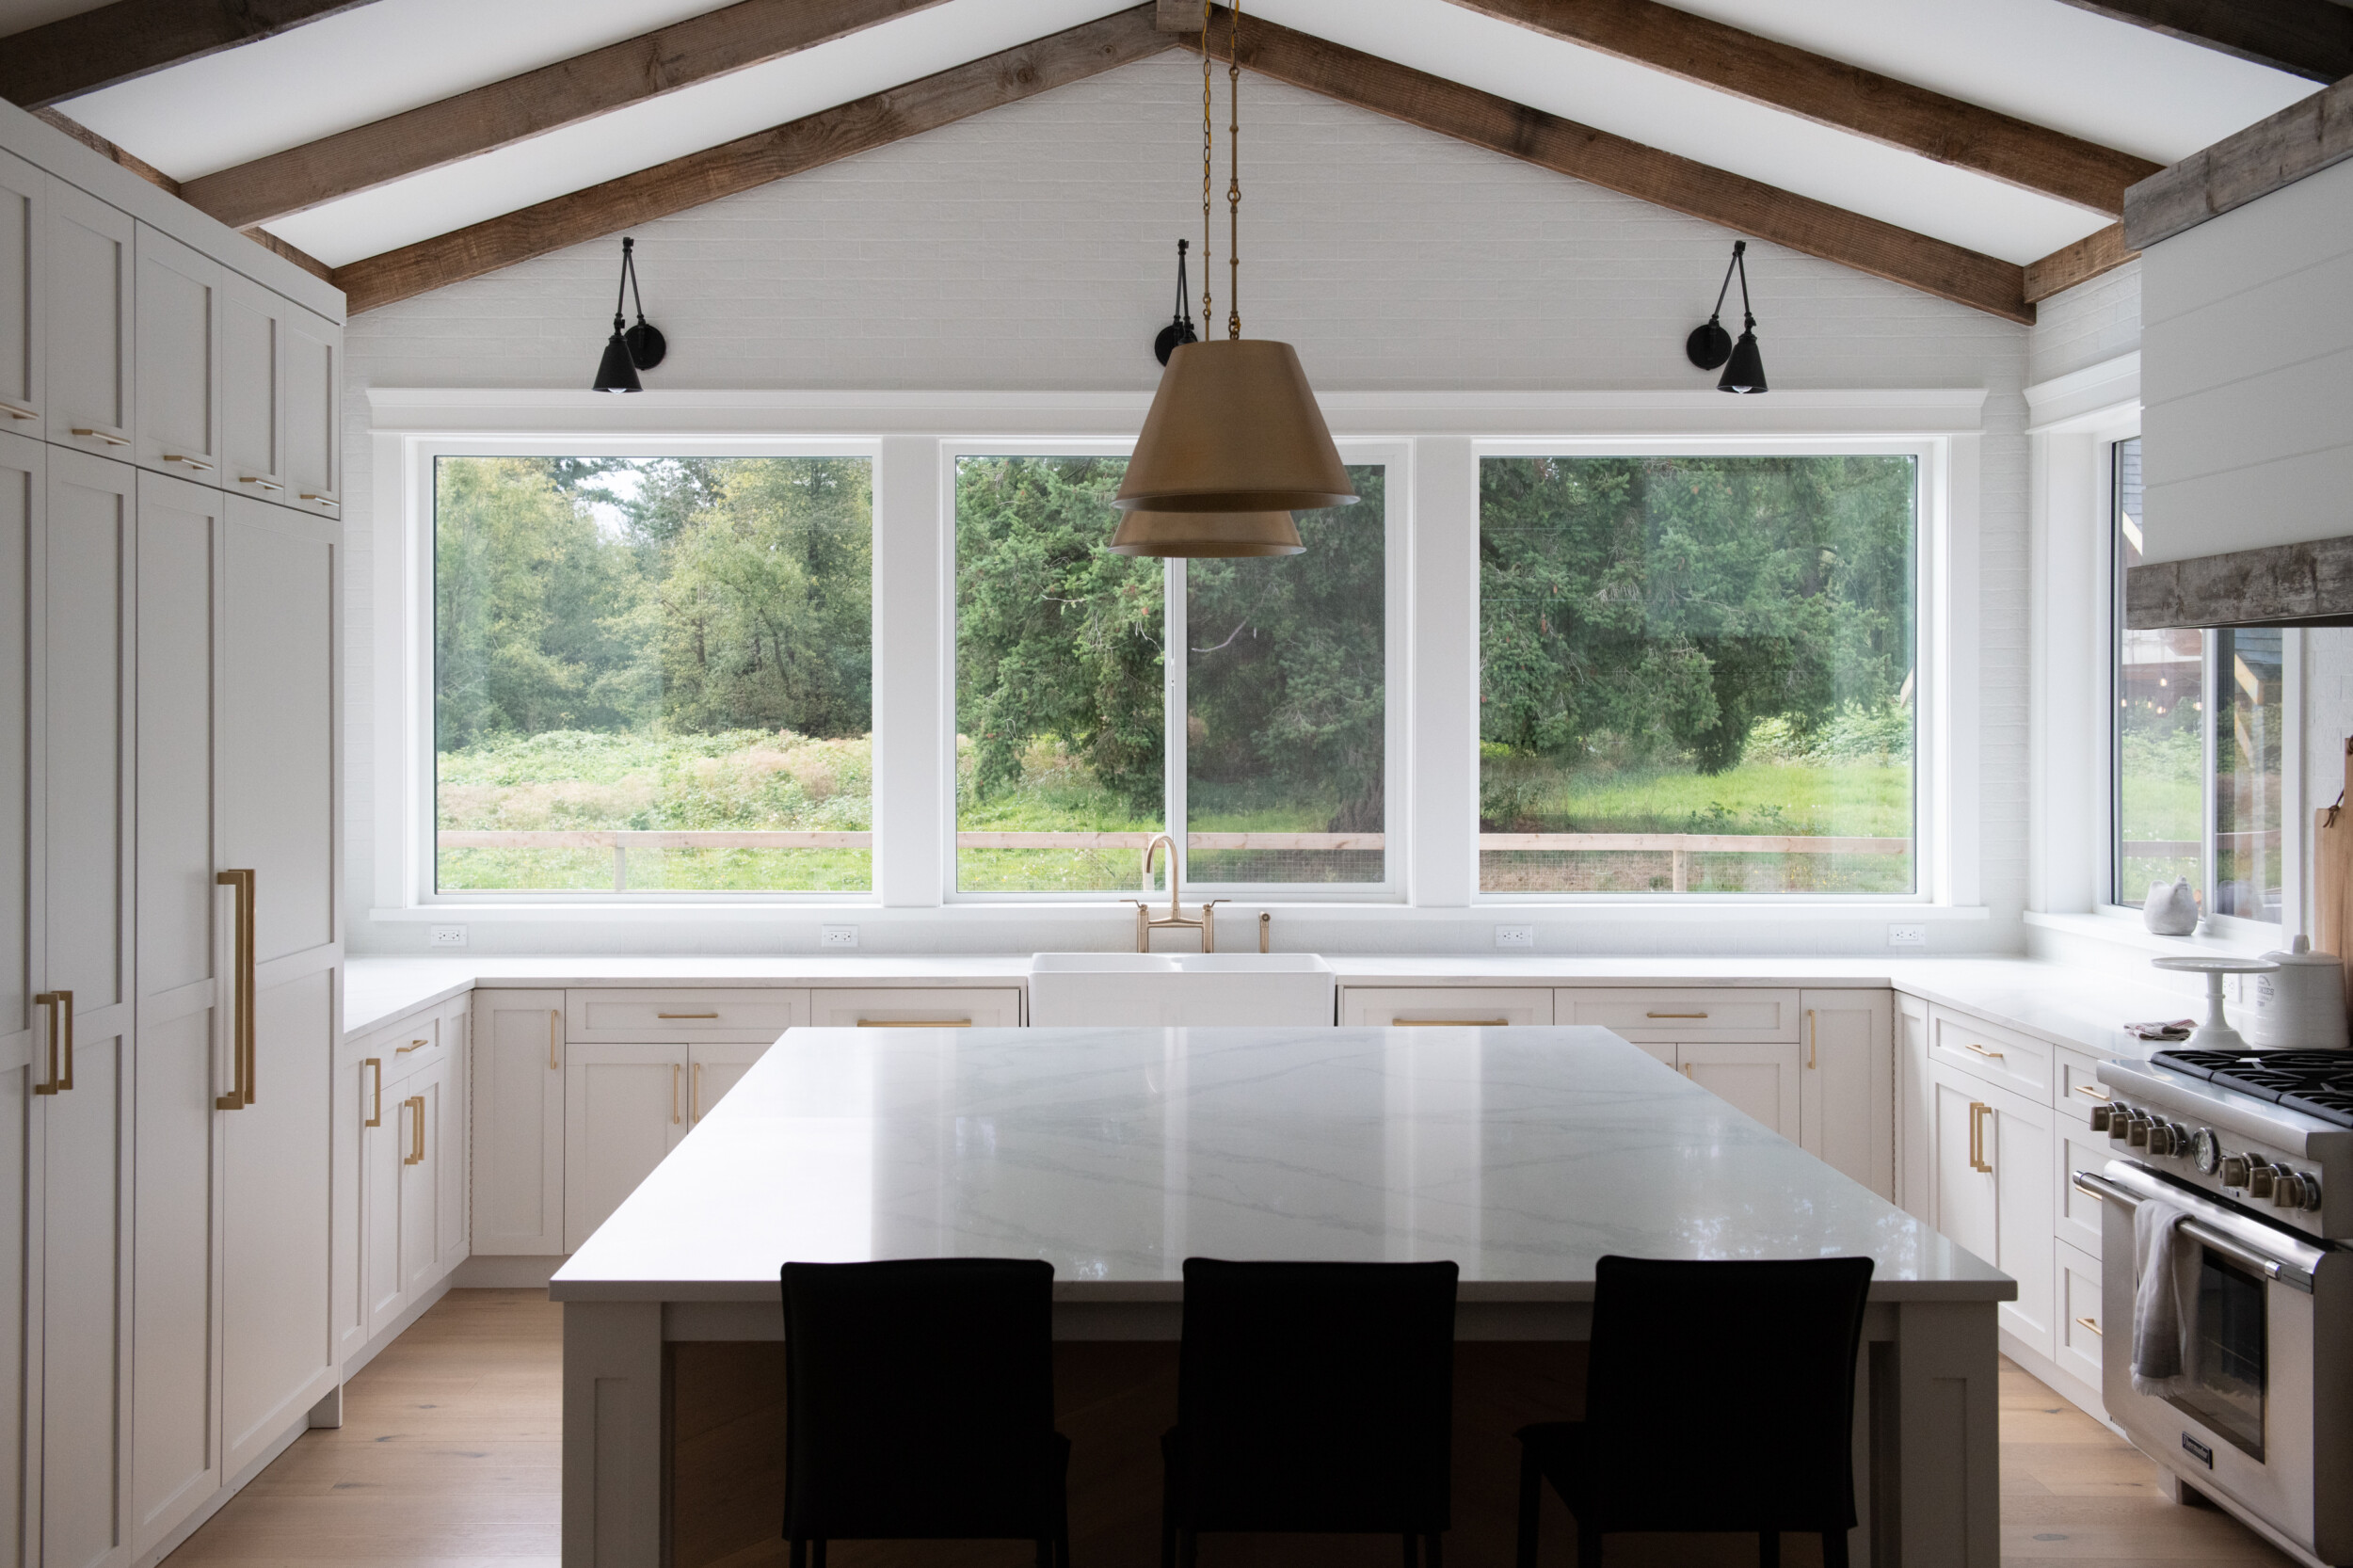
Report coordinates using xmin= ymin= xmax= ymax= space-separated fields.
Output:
xmin=1930 ymin=1067 xmax=1998 ymax=1263
xmin=219 ymin=279 xmax=278 ymax=492
xmin=1339 ymin=986 xmax=1550 ymax=1026
xmin=398 ymin=1062 xmax=445 ymax=1295
xmin=332 ymin=1044 xmax=370 ymax=1363
xmin=44 ymin=180 xmax=132 ymax=458
xmin=0 ymin=150 xmax=41 ymax=434
xmin=564 ymin=1043 xmax=685 ymax=1252
xmin=134 ymin=473 xmax=216 ymax=996
xmin=1896 ymin=993 xmax=1931 ymax=1223
xmin=0 ymin=432 xmax=36 ymax=1045
xmin=436 ymin=1005 xmax=468 ymax=1273
xmin=2056 ymin=1240 xmax=2105 ymax=1398
xmin=221 ymin=965 xmax=335 ymax=1477
xmin=471 ymin=990 xmax=565 ymax=1255
xmin=220 ymin=498 xmax=332 ymax=962
xmin=280 ymin=308 xmax=336 ymax=516
xmin=134 ymin=227 xmax=219 ymax=483
xmin=45 ymin=453 xmax=131 ymax=1015
xmin=1991 ymin=1088 xmax=2057 ymax=1357
xmin=41 ymin=1022 xmax=130 ymax=1568
xmin=1801 ymin=989 xmax=1894 ymax=1198
xmin=1678 ymin=1041 xmax=1800 ymax=1139
xmin=2057 ymin=1123 xmax=2111 ymax=1259
xmin=687 ymin=1041 xmax=771 ymax=1128
xmin=361 ymin=1055 xmax=402 ymax=1336
xmin=130 ymin=1004 xmax=218 ymax=1555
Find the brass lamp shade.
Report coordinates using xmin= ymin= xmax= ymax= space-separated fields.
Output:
xmin=1115 ymin=339 xmax=1356 ymax=513
xmin=1107 ymin=508 xmax=1303 ymax=557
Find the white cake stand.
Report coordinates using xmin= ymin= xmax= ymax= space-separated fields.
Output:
xmin=2152 ymin=954 xmax=2282 ymax=1050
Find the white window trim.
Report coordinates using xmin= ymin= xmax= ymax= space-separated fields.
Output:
xmin=365 ymin=387 xmax=1986 ymax=934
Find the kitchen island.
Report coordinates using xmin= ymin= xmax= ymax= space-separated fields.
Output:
xmin=551 ymin=1025 xmax=2013 ymax=1568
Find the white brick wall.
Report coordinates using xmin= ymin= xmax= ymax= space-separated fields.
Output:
xmin=344 ymin=55 xmax=2036 ymax=952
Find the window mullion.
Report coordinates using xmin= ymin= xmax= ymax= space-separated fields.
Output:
xmin=2203 ymin=628 xmax=2219 ymax=924
xmin=1165 ymin=555 xmax=1188 ymax=891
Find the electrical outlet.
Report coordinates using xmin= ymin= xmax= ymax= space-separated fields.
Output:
xmin=1887 ymin=923 xmax=1927 ymax=949
xmin=821 ymin=925 xmax=858 ymax=950
xmin=429 ymin=924 xmax=468 ymax=949
xmin=1495 ymin=924 xmax=1534 ymax=950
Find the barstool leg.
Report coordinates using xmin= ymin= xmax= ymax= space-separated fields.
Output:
xmin=1821 ymin=1529 xmax=1849 ymax=1568
xmin=811 ymin=1541 xmax=827 ymax=1568
xmin=1759 ymin=1529 xmax=1779 ymax=1567
xmin=1401 ymin=1535 xmax=1417 ymax=1568
xmin=1426 ymin=1530 xmax=1444 ymax=1568
xmin=1576 ymin=1523 xmax=1602 ymax=1567
xmin=1516 ymin=1446 xmax=1542 ymax=1568
xmin=788 ymin=1541 xmax=804 ymax=1568
xmin=1179 ymin=1529 xmax=1199 ymax=1568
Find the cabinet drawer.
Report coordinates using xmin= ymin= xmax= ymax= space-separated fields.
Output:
xmin=1556 ymin=987 xmax=1801 ymax=1043
xmin=354 ymin=1008 xmax=443 ymax=1080
xmin=1929 ymin=1006 xmax=2052 ymax=1101
xmin=1339 ymin=986 xmax=1551 ymax=1026
xmin=808 ymin=987 xmax=1021 ymax=1028
xmin=2057 ymin=1119 xmax=2110 ymax=1259
xmin=2056 ymin=1240 xmax=2106 ymax=1399
xmin=568 ymin=987 xmax=810 ymax=1043
xmin=2056 ymin=1048 xmax=2112 ymax=1120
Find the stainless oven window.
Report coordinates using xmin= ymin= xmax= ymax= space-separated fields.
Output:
xmin=2167 ymin=1248 xmax=2266 ymax=1459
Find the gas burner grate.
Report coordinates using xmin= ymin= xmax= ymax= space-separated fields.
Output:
xmin=2151 ymin=1048 xmax=2353 ymax=1108
xmin=2281 ymin=1090 xmax=2353 ymax=1129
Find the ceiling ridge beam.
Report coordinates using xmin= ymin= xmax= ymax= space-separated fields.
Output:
xmin=0 ymin=0 xmax=384 ymax=109
xmin=180 ymin=0 xmax=959 ymax=232
xmin=1216 ymin=9 xmax=2032 ymax=323
xmin=2023 ymin=223 xmax=2137 ymax=303
xmin=2049 ymin=0 xmax=2353 ymax=85
xmin=331 ymin=6 xmax=1174 ymax=314
xmin=1420 ymin=0 xmax=2160 ymax=216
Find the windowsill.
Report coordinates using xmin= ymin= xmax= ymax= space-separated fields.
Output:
xmin=2023 ymin=909 xmax=2281 ymax=959
xmin=369 ymin=901 xmax=1993 ymax=923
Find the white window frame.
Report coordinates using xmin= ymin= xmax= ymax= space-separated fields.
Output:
xmin=938 ymin=439 xmax=1409 ymax=904
xmin=1468 ymin=436 xmax=1947 ymax=906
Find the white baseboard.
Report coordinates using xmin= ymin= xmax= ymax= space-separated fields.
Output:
xmin=344 ymin=1270 xmax=457 ymax=1380
xmin=454 ymin=1253 xmax=568 ymax=1288
xmin=1999 ymin=1328 xmax=2119 ymax=1435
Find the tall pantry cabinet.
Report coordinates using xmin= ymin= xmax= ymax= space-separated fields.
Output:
xmin=0 ymin=102 xmax=346 ymax=1568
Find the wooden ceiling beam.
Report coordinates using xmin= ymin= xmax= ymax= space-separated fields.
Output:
xmin=331 ymin=6 xmax=1172 ymax=314
xmin=1425 ymin=0 xmax=2159 ymax=216
xmin=2023 ymin=223 xmax=2138 ymax=303
xmin=1214 ymin=10 xmax=2033 ymax=323
xmin=179 ymin=0 xmax=956 ymax=231
xmin=2049 ymin=0 xmax=2353 ymax=84
xmin=0 ymin=0 xmax=383 ymax=108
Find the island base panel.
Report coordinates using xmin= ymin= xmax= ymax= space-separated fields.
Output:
xmin=669 ymin=1341 xmax=1839 ymax=1567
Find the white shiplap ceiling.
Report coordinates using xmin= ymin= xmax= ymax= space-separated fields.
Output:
xmin=0 ymin=0 xmax=2322 ymax=284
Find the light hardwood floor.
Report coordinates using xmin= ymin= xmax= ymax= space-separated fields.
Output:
xmin=159 ymin=1289 xmax=2297 ymax=1568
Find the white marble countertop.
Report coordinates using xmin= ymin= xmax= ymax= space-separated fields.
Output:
xmin=549 ymin=1025 xmax=2014 ymax=1305
xmin=344 ymin=952 xmax=2194 ymax=1062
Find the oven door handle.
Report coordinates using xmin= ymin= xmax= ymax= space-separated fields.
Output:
xmin=2073 ymin=1170 xmax=2316 ymax=1294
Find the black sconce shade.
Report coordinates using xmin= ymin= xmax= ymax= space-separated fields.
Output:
xmin=1154 ymin=237 xmax=1200 ymax=366
xmin=1687 ymin=239 xmax=1767 ymax=393
xmin=592 ymin=236 xmax=663 ymax=393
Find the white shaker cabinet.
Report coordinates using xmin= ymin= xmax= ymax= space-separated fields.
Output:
xmin=1338 ymin=987 xmax=1552 ymax=1026
xmin=279 ymin=306 xmax=336 ymax=519
xmin=0 ymin=432 xmax=36 ymax=1568
xmin=36 ymin=448 xmax=137 ymax=1568
xmin=218 ymin=275 xmax=281 ymax=503
xmin=687 ymin=1042 xmax=769 ymax=1127
xmin=349 ymin=1002 xmax=467 ymax=1351
xmin=472 ymin=990 xmax=567 ymax=1255
xmin=43 ymin=180 xmax=132 ymax=462
xmin=0 ymin=152 xmax=41 ymax=437
xmin=1927 ymin=1057 xmax=2057 ymax=1359
xmin=1675 ymin=1041 xmax=1802 ymax=1141
xmin=808 ymin=988 xmax=1021 ymax=1027
xmin=1800 ymin=989 xmax=1895 ymax=1199
xmin=133 ymin=227 xmax=222 ymax=486
xmin=564 ymin=1043 xmax=689 ymax=1253
xmin=1895 ymin=991 xmax=1931 ymax=1220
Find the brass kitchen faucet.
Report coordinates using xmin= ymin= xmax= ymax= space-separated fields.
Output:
xmin=1129 ymin=832 xmax=1224 ymax=952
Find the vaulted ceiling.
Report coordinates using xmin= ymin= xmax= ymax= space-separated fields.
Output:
xmin=0 ymin=0 xmax=2329 ymax=319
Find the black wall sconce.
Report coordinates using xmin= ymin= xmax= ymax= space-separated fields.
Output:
xmin=1153 ymin=238 xmax=1199 ymax=366
xmin=593 ymin=235 xmax=666 ymax=393
xmin=1686 ymin=239 xmax=1767 ymax=394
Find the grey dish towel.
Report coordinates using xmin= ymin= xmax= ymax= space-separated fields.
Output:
xmin=2132 ymin=1198 xmax=2201 ymax=1397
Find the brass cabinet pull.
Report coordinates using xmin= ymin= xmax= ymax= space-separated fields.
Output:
xmin=1395 ymin=1017 xmax=1510 ymax=1027
xmin=31 ymin=990 xmax=69 ymax=1096
xmin=162 ymin=454 xmax=215 ymax=472
xmin=69 ymin=425 xmax=128 ymax=447
xmin=1646 ymin=1011 xmax=1708 ymax=1018
xmin=2073 ymin=1082 xmax=2110 ymax=1102
xmin=298 ymin=492 xmax=337 ymax=504
xmin=856 ymin=1019 xmax=971 ymax=1027
xmin=692 ymin=1062 xmax=702 ymax=1122
xmin=2074 ymin=1315 xmax=2103 ymax=1337
xmin=1681 ymin=1063 xmax=1694 ymax=1078
xmin=670 ymin=1064 xmax=681 ymax=1125
xmin=1965 ymin=1043 xmax=2006 ymax=1061
xmin=235 ymin=474 xmax=282 ymax=492
xmin=0 ymin=399 xmax=35 ymax=421
xmin=1968 ymin=1102 xmax=1994 ymax=1174
xmin=403 ymin=1096 xmax=425 ymax=1165
xmin=1805 ymin=1009 xmax=1817 ymax=1070
xmin=549 ymin=1008 xmax=560 ymax=1070
xmin=656 ymin=1012 xmax=719 ymax=1019
xmin=215 ymin=870 xmax=255 ymax=1109
xmin=397 ymin=1037 xmax=430 ymax=1053
xmin=363 ymin=1058 xmax=382 ymax=1127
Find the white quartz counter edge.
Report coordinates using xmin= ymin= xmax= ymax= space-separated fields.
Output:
xmin=344 ymin=953 xmax=2195 ymax=1064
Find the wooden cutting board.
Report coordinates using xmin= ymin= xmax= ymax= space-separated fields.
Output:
xmin=2317 ymin=737 xmax=2353 ymax=1023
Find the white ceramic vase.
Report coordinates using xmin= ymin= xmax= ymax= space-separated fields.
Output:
xmin=2144 ymin=876 xmax=2200 ymax=936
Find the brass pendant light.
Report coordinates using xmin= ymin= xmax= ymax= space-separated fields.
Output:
xmin=1112 ymin=0 xmax=1354 ymax=554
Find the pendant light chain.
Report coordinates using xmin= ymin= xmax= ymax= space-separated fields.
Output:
xmin=1227 ymin=0 xmax=1241 ymax=340
xmin=1201 ymin=0 xmax=1214 ymax=334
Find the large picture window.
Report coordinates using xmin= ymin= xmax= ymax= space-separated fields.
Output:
xmin=1478 ymin=454 xmax=1917 ymax=895
xmin=953 ymin=456 xmax=1387 ymax=894
xmin=433 ymin=455 xmax=874 ymax=894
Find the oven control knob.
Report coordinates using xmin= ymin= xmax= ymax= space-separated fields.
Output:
xmin=2218 ymin=1153 xmax=2252 ymax=1188
xmin=2274 ymin=1171 xmax=2308 ymax=1208
xmin=2128 ymin=1113 xmax=2152 ymax=1148
xmin=2110 ymin=1105 xmax=2137 ymax=1142
xmin=2089 ymin=1104 xmax=2113 ymax=1132
xmin=2301 ymin=1174 xmax=2324 ymax=1211
xmin=2148 ymin=1123 xmax=2178 ymax=1156
xmin=2249 ymin=1163 xmax=2279 ymax=1199
xmin=2192 ymin=1128 xmax=2224 ymax=1175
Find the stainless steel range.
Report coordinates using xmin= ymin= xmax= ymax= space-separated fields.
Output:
xmin=2081 ymin=1048 xmax=2353 ymax=1568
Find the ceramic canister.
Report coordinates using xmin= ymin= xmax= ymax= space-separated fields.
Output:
xmin=2249 ymin=936 xmax=2352 ymax=1049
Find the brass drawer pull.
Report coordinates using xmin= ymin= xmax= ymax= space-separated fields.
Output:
xmin=657 ymin=1012 xmax=720 ymax=1019
xmin=1965 ymin=1043 xmax=2006 ymax=1060
xmin=1646 ymin=1011 xmax=1707 ymax=1018
xmin=1805 ymin=1009 xmax=1817 ymax=1070
xmin=236 ymin=474 xmax=282 ymax=492
xmin=2074 ymin=1315 xmax=2102 ymax=1337
xmin=396 ymin=1037 xmax=430 ymax=1053
xmin=2073 ymin=1082 xmax=2110 ymax=1102
xmin=1969 ymin=1102 xmax=1994 ymax=1174
xmin=671 ymin=1064 xmax=680 ymax=1125
xmin=1396 ymin=1017 xmax=1510 ymax=1027
xmin=70 ymin=425 xmax=128 ymax=447
xmin=162 ymin=454 xmax=214 ymax=472
xmin=0 ymin=399 xmax=35 ymax=421
xmin=403 ymin=1096 xmax=425 ymax=1164
xmin=692 ymin=1062 xmax=702 ymax=1122
xmin=364 ymin=1058 xmax=382 ymax=1127
xmin=856 ymin=1019 xmax=971 ymax=1028
xmin=298 ymin=491 xmax=337 ymax=504
xmin=550 ymin=1008 xmax=560 ymax=1070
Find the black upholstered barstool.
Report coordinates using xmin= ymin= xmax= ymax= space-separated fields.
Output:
xmin=1160 ymin=1256 xmax=1459 ymax=1567
xmin=1515 ymin=1254 xmax=1876 ymax=1568
xmin=778 ymin=1257 xmax=1070 ymax=1568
